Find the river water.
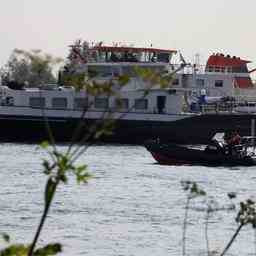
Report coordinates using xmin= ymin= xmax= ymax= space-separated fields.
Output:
xmin=0 ymin=143 xmax=256 ymax=255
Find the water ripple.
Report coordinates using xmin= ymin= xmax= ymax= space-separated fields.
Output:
xmin=0 ymin=143 xmax=255 ymax=255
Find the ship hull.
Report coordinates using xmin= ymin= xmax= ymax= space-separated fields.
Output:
xmin=0 ymin=113 xmax=254 ymax=144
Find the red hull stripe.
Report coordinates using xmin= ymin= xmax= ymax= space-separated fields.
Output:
xmin=151 ymin=152 xmax=191 ymax=165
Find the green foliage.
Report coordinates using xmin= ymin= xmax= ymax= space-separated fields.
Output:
xmin=72 ymin=164 xmax=90 ymax=184
xmin=118 ymin=75 xmax=130 ymax=86
xmin=0 ymin=244 xmax=29 ymax=256
xmin=40 ymin=141 xmax=50 ymax=149
xmin=236 ymin=199 xmax=256 ymax=227
xmin=33 ymin=243 xmax=62 ymax=256
xmin=61 ymin=73 xmax=87 ymax=91
xmin=1 ymin=233 xmax=10 ymax=243
xmin=0 ymin=243 xmax=61 ymax=256
xmin=181 ymin=180 xmax=206 ymax=199
xmin=134 ymin=66 xmax=172 ymax=89
xmin=41 ymin=145 xmax=91 ymax=186
xmin=1 ymin=49 xmax=62 ymax=87
xmin=94 ymin=119 xmax=115 ymax=139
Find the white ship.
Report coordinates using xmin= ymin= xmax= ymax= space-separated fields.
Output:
xmin=0 ymin=40 xmax=256 ymax=143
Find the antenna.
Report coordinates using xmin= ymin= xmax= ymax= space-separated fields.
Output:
xmin=195 ymin=53 xmax=200 ymax=66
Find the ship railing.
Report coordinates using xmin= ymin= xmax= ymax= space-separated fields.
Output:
xmin=176 ymin=63 xmax=255 ymax=76
xmin=200 ymin=102 xmax=235 ymax=114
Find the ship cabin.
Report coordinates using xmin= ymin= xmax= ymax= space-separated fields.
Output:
xmin=172 ymin=53 xmax=255 ymax=104
xmin=89 ymin=45 xmax=176 ymax=64
xmin=0 ymin=44 xmax=186 ymax=118
xmin=67 ymin=44 xmax=178 ymax=89
xmin=205 ymin=53 xmax=251 ymax=74
xmin=203 ymin=53 xmax=253 ymax=91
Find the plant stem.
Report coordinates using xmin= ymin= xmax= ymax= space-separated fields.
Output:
xmin=220 ymin=223 xmax=243 ymax=256
xmin=182 ymin=196 xmax=190 ymax=256
xmin=28 ymin=180 xmax=58 ymax=256
xmin=205 ymin=208 xmax=210 ymax=256
xmin=254 ymin=228 xmax=256 ymax=256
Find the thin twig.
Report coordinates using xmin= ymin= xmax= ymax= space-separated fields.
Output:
xmin=182 ymin=196 xmax=190 ymax=256
xmin=205 ymin=208 xmax=210 ymax=256
xmin=67 ymin=100 xmax=94 ymax=155
xmin=254 ymin=228 xmax=256 ymax=256
xmin=220 ymin=223 xmax=243 ymax=256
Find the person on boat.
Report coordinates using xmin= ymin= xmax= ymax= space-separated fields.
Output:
xmin=224 ymin=129 xmax=241 ymax=155
xmin=224 ymin=130 xmax=241 ymax=145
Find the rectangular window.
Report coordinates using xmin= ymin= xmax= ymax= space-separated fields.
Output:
xmin=168 ymin=89 xmax=176 ymax=94
xmin=6 ymin=97 xmax=14 ymax=106
xmin=196 ymin=79 xmax=205 ymax=86
xmin=52 ymin=97 xmax=67 ymax=109
xmin=115 ymin=98 xmax=129 ymax=109
xmin=215 ymin=80 xmax=223 ymax=87
xmin=88 ymin=66 xmax=113 ymax=78
xmin=215 ymin=67 xmax=221 ymax=72
xmin=122 ymin=66 xmax=136 ymax=77
xmin=172 ymin=79 xmax=179 ymax=85
xmin=112 ymin=66 xmax=120 ymax=77
xmin=135 ymin=99 xmax=148 ymax=110
xmin=74 ymin=97 xmax=88 ymax=110
xmin=207 ymin=67 xmax=213 ymax=72
xmin=29 ymin=97 xmax=45 ymax=108
xmin=95 ymin=98 xmax=109 ymax=109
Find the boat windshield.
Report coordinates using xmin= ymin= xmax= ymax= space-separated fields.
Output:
xmin=212 ymin=133 xmax=225 ymax=143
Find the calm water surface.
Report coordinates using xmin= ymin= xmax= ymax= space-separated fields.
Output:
xmin=0 ymin=143 xmax=256 ymax=255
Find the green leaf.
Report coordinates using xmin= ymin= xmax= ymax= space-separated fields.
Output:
xmin=76 ymin=164 xmax=87 ymax=173
xmin=43 ymin=160 xmax=51 ymax=175
xmin=41 ymin=141 xmax=49 ymax=149
xmin=118 ymin=75 xmax=130 ymax=86
xmin=74 ymin=165 xmax=91 ymax=184
xmin=34 ymin=243 xmax=62 ymax=256
xmin=0 ymin=244 xmax=29 ymax=256
xmin=59 ymin=174 xmax=68 ymax=184
xmin=199 ymin=190 xmax=206 ymax=196
xmin=1 ymin=233 xmax=10 ymax=243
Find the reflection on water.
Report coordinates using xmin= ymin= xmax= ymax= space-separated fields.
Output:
xmin=0 ymin=143 xmax=256 ymax=255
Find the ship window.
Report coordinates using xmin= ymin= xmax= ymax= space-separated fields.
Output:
xmin=29 ymin=97 xmax=45 ymax=108
xmin=122 ymin=66 xmax=136 ymax=77
xmin=95 ymin=97 xmax=109 ymax=109
xmin=172 ymin=79 xmax=179 ymax=85
xmin=196 ymin=79 xmax=205 ymax=86
xmin=215 ymin=80 xmax=223 ymax=87
xmin=227 ymin=67 xmax=232 ymax=73
xmin=214 ymin=66 xmax=221 ymax=72
xmin=135 ymin=99 xmax=148 ymax=110
xmin=115 ymin=98 xmax=129 ymax=109
xmin=6 ymin=96 xmax=14 ymax=106
xmin=112 ymin=66 xmax=120 ymax=77
xmin=207 ymin=66 xmax=213 ymax=72
xmin=52 ymin=97 xmax=67 ymax=109
xmin=88 ymin=66 xmax=113 ymax=78
xmin=157 ymin=53 xmax=170 ymax=63
xmin=74 ymin=97 xmax=88 ymax=110
xmin=168 ymin=89 xmax=176 ymax=94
